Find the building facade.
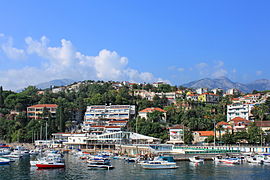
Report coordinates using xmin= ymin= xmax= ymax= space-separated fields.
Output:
xmin=27 ymin=104 xmax=58 ymax=119
xmin=227 ymin=102 xmax=257 ymax=121
xmin=82 ymin=105 xmax=135 ymax=132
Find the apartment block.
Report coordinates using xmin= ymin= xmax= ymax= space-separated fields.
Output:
xmin=27 ymin=104 xmax=58 ymax=119
xmin=82 ymin=105 xmax=135 ymax=132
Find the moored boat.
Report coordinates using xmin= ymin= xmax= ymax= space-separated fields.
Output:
xmin=189 ymin=156 xmax=204 ymax=163
xmin=0 ymin=157 xmax=10 ymax=165
xmin=140 ymin=156 xmax=178 ymax=169
xmin=35 ymin=153 xmax=65 ymax=169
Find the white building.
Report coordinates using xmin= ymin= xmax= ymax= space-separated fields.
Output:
xmin=211 ymin=88 xmax=224 ymax=95
xmin=82 ymin=105 xmax=135 ymax=132
xmin=226 ymin=88 xmax=241 ymax=95
xmin=167 ymin=125 xmax=188 ymax=144
xmin=227 ymin=102 xmax=257 ymax=122
xmin=196 ymin=88 xmax=208 ymax=95
xmin=138 ymin=107 xmax=167 ymax=122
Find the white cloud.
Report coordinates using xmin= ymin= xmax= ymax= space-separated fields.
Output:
xmin=256 ymin=70 xmax=263 ymax=76
xmin=232 ymin=68 xmax=237 ymax=73
xmin=177 ymin=67 xmax=185 ymax=72
xmin=1 ymin=37 xmax=26 ymax=60
xmin=212 ymin=68 xmax=228 ymax=78
xmin=214 ymin=60 xmax=224 ymax=68
xmin=0 ymin=36 xmax=166 ymax=90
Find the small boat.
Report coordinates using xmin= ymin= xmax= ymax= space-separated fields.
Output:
xmin=35 ymin=153 xmax=65 ymax=169
xmin=140 ymin=158 xmax=178 ymax=169
xmin=246 ymin=155 xmax=263 ymax=164
xmin=212 ymin=155 xmax=223 ymax=163
xmin=189 ymin=156 xmax=204 ymax=163
xmin=87 ymin=157 xmax=114 ymax=170
xmin=256 ymin=155 xmax=270 ymax=163
xmin=220 ymin=158 xmax=240 ymax=164
xmin=0 ymin=157 xmax=10 ymax=165
xmin=126 ymin=157 xmax=139 ymax=163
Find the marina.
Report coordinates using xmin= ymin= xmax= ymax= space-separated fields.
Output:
xmin=0 ymin=152 xmax=270 ymax=180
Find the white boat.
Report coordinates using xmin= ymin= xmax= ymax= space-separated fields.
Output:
xmin=255 ymin=155 xmax=270 ymax=164
xmin=189 ymin=156 xmax=204 ymax=163
xmin=140 ymin=160 xmax=178 ymax=169
xmin=87 ymin=156 xmax=114 ymax=170
xmin=220 ymin=158 xmax=240 ymax=164
xmin=212 ymin=155 xmax=223 ymax=163
xmin=246 ymin=155 xmax=263 ymax=164
xmin=140 ymin=157 xmax=178 ymax=169
xmin=0 ymin=157 xmax=10 ymax=165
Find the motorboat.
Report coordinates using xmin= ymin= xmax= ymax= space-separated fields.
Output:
xmin=0 ymin=157 xmax=10 ymax=165
xmin=189 ymin=156 xmax=204 ymax=163
xmin=220 ymin=158 xmax=240 ymax=164
xmin=140 ymin=157 xmax=178 ymax=169
xmin=35 ymin=153 xmax=65 ymax=169
xmin=246 ymin=155 xmax=263 ymax=164
xmin=87 ymin=156 xmax=114 ymax=170
xmin=212 ymin=155 xmax=223 ymax=163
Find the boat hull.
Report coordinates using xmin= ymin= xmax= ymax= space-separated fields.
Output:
xmin=141 ymin=164 xmax=179 ymax=169
xmin=36 ymin=163 xmax=65 ymax=169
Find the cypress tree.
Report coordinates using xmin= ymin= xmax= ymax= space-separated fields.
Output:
xmin=0 ymin=86 xmax=4 ymax=108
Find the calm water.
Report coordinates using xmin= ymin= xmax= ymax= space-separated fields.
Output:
xmin=1 ymin=155 xmax=270 ymax=180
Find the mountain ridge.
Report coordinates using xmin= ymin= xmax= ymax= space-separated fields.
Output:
xmin=182 ymin=77 xmax=270 ymax=93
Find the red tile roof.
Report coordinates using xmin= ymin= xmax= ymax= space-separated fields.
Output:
xmin=139 ymin=107 xmax=166 ymax=113
xmin=28 ymin=104 xmax=58 ymax=108
xmin=217 ymin=121 xmax=229 ymax=126
xmin=194 ymin=131 xmax=214 ymax=136
xmin=231 ymin=117 xmax=250 ymax=122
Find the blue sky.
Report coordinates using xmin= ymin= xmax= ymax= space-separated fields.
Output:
xmin=0 ymin=0 xmax=269 ymax=90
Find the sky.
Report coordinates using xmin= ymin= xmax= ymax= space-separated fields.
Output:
xmin=0 ymin=0 xmax=270 ymax=90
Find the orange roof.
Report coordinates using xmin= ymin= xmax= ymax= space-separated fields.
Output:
xmin=194 ymin=131 xmax=214 ymax=136
xmin=217 ymin=121 xmax=229 ymax=126
xmin=139 ymin=107 xmax=166 ymax=113
xmin=28 ymin=104 xmax=58 ymax=108
xmin=231 ymin=117 xmax=250 ymax=122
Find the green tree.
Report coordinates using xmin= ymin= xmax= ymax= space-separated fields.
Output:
xmin=147 ymin=110 xmax=165 ymax=123
xmin=221 ymin=133 xmax=235 ymax=144
xmin=184 ymin=130 xmax=193 ymax=144
xmin=247 ymin=123 xmax=263 ymax=144
xmin=0 ymin=86 xmax=4 ymax=108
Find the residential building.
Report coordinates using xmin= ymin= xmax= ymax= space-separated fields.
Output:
xmin=167 ymin=125 xmax=189 ymax=144
xmin=186 ymin=94 xmax=198 ymax=102
xmin=138 ymin=107 xmax=167 ymax=122
xmin=226 ymin=88 xmax=241 ymax=95
xmin=229 ymin=117 xmax=251 ymax=132
xmin=196 ymin=88 xmax=208 ymax=95
xmin=192 ymin=131 xmax=214 ymax=144
xmin=82 ymin=105 xmax=135 ymax=132
xmin=211 ymin=88 xmax=224 ymax=95
xmin=198 ymin=93 xmax=220 ymax=103
xmin=215 ymin=121 xmax=231 ymax=137
xmin=227 ymin=102 xmax=257 ymax=121
xmin=27 ymin=104 xmax=58 ymax=119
